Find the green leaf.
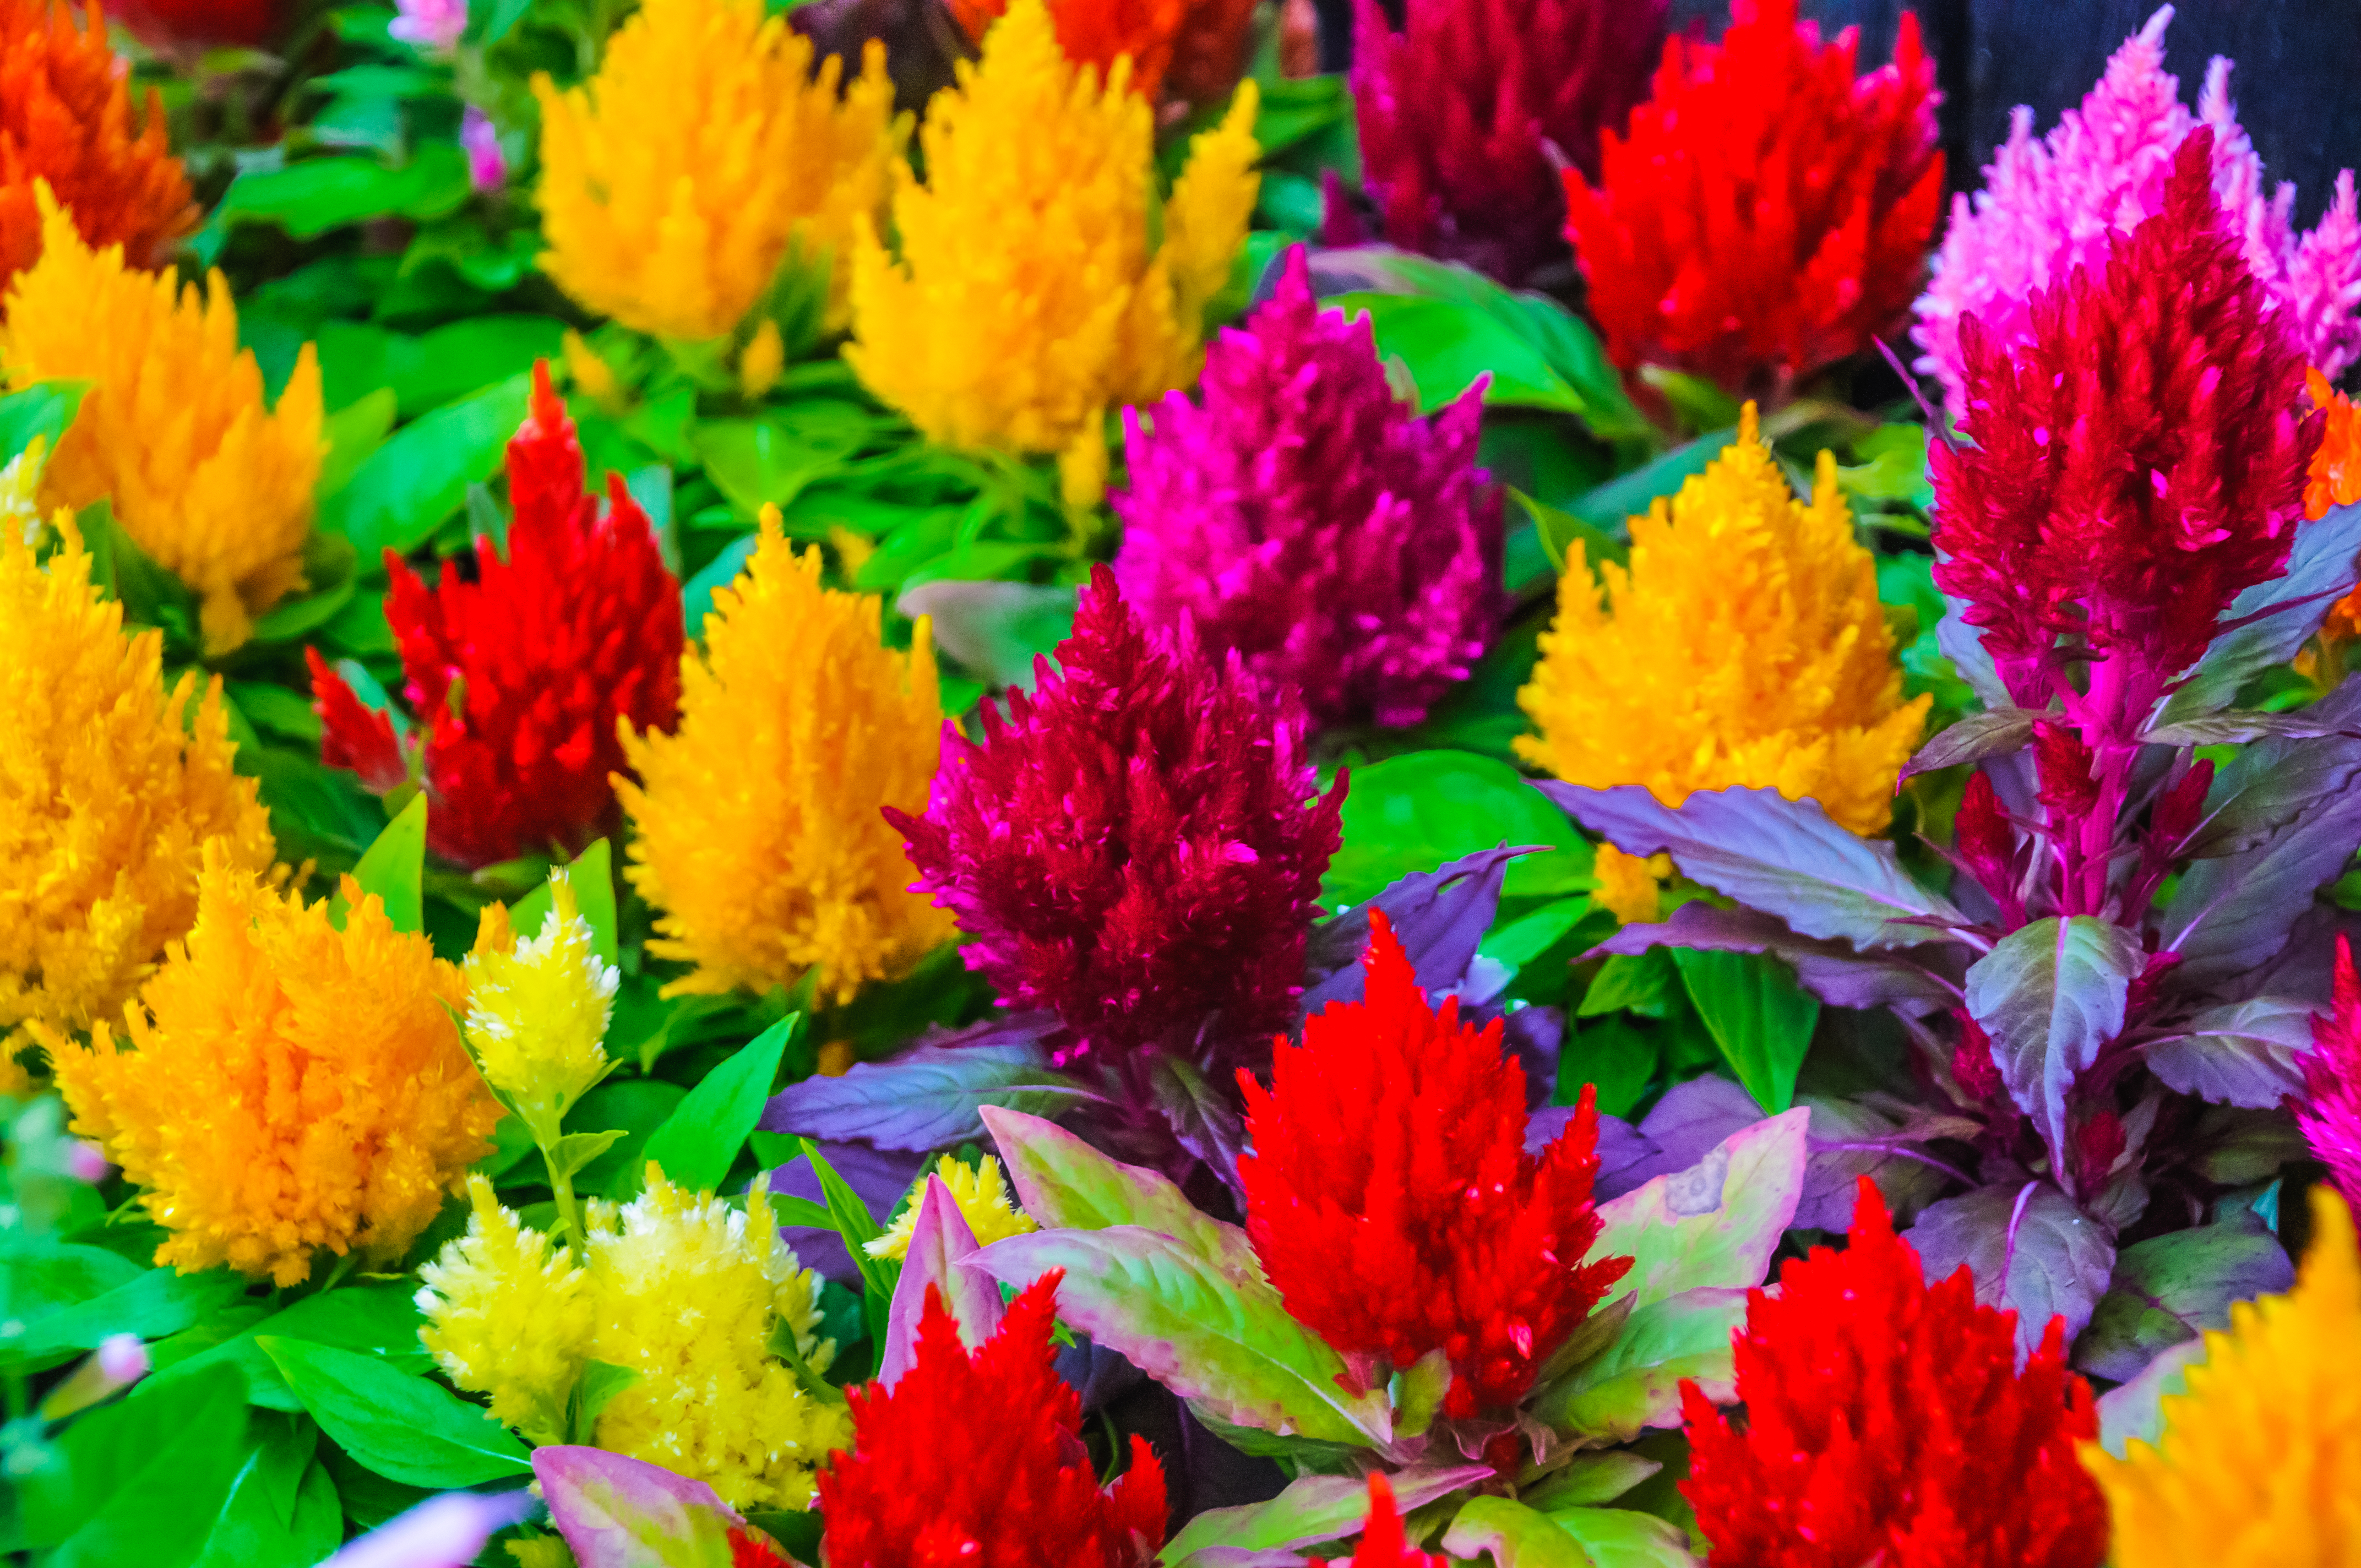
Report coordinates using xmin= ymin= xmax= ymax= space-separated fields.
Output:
xmin=19 ymin=1362 xmax=251 ymax=1564
xmin=682 ymin=531 xmax=758 ymax=636
xmin=1571 ymin=428 xmax=1737 ymax=532
xmin=209 ymin=144 xmax=472 ymax=242
xmin=1542 ymin=1507 xmax=1702 ymax=1568
xmin=1591 ymin=1108 xmax=1810 ymax=1310
xmin=191 ymin=1417 xmax=341 ymax=1568
xmin=317 ymin=387 xmax=398 ymax=499
xmin=690 ymin=417 xmax=858 ymax=518
xmin=1324 ymin=749 xmax=1590 ymax=906
xmin=576 ymin=1079 xmax=690 ymax=1197
xmin=1332 ymin=293 xmax=1587 ymax=416
xmin=319 ymin=373 xmax=534 ymax=557
xmin=1441 ymin=1496 xmax=1592 ymax=1568
xmin=330 ymin=792 xmax=427 ymax=933
xmin=1161 ymin=1463 xmax=1493 ymax=1568
xmin=1672 ymin=950 xmax=1820 ymax=1114
xmin=632 ymin=1015 xmax=800 ymax=1196
xmin=1557 ymin=1014 xmax=1661 ymax=1120
xmin=546 ymin=1129 xmax=628 ymax=1180
xmin=799 ymin=1138 xmax=897 ymax=1356
xmin=316 ymin=315 xmax=567 ymax=419
xmin=508 ymin=838 xmax=620 ymax=967
xmin=770 ymin=1193 xmax=838 ymax=1231
xmin=1517 ymin=1453 xmax=1664 ymax=1512
xmin=1515 ymin=487 xmax=1628 ymax=576
xmin=145 ymin=1282 xmax=431 ymax=1412
xmin=2074 ymin=1219 xmax=2294 ymax=1382
xmin=980 ymin=1106 xmax=1232 ymax=1248
xmin=0 ymin=1266 xmax=246 ymax=1371
xmin=1532 ymin=1287 xmax=1748 ymax=1440
xmin=1580 ymin=951 xmax=1674 ymax=1019
xmin=258 ymin=1337 xmax=532 ymax=1488
xmin=0 ymin=379 xmax=88 ymax=462
xmin=570 ymin=1359 xmax=644 ymax=1445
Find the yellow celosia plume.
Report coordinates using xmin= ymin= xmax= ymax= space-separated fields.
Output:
xmin=48 ymin=845 xmax=499 ymax=1286
xmin=845 ymin=0 xmax=1259 ymax=504
xmin=1516 ymin=405 xmax=1928 ymax=841
xmin=1 ymin=518 xmax=273 ymax=1048
xmin=464 ymin=868 xmax=617 ymax=1135
xmin=2085 ymin=1186 xmax=2361 ymax=1565
xmin=618 ymin=508 xmax=955 ymax=1003
xmin=1 ymin=192 xmax=323 ymax=656
xmin=416 ymin=1173 xmax=597 ymax=1447
xmin=534 ymin=0 xmax=901 ymax=340
xmin=864 ymin=1153 xmax=1038 ymax=1260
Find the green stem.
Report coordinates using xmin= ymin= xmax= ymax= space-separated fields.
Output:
xmin=543 ymin=1141 xmax=584 ymax=1248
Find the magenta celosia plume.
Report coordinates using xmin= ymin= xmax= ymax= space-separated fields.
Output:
xmin=1110 ymin=247 xmax=1503 ymax=731
xmin=1913 ymin=6 xmax=2361 ymax=417
xmin=886 ymin=566 xmax=1345 ymax=1064
xmin=2301 ymin=935 xmax=2361 ymax=1216
xmin=1329 ymin=0 xmax=1667 ymax=284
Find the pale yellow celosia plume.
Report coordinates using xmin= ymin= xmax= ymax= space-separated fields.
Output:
xmin=846 ymin=0 xmax=1259 ymax=504
xmin=463 ymin=868 xmax=617 ymax=1132
xmin=864 ymin=1153 xmax=1038 ymax=1260
xmin=533 ymin=0 xmax=901 ymax=340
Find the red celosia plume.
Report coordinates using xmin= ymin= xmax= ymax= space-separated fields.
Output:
xmin=107 ymin=0 xmax=282 ymax=49
xmin=818 ymin=1272 xmax=1168 ymax=1568
xmin=2299 ymin=934 xmax=2361 ymax=1217
xmin=1236 ymin=911 xmax=1629 ymax=1421
xmin=1680 ymin=1178 xmax=2109 ymax=1568
xmin=310 ymin=362 xmax=683 ymax=868
xmin=1342 ymin=1473 xmax=1447 ymax=1568
xmin=1562 ymin=0 xmax=1943 ymax=397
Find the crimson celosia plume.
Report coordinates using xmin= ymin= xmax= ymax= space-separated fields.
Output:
xmin=107 ymin=0 xmax=281 ymax=48
xmin=2300 ymin=934 xmax=2361 ymax=1217
xmin=311 ymin=362 xmax=683 ymax=868
xmin=1562 ymin=0 xmax=1943 ymax=397
xmin=1236 ymin=911 xmax=1629 ymax=1420
xmin=817 ymin=1272 xmax=1168 ymax=1568
xmin=888 ymin=565 xmax=1343 ymax=1064
xmin=1680 ymin=1178 xmax=2109 ymax=1568
xmin=1342 ymin=1473 xmax=1446 ymax=1568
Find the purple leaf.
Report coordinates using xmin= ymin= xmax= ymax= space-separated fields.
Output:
xmin=2093 ymin=1339 xmax=2206 ymax=1458
xmin=879 ymin=1177 xmax=1003 ymax=1387
xmin=1964 ymin=916 xmax=2144 ymax=1197
xmin=1901 ymin=706 xmax=2036 ymax=778
xmin=1299 ymin=847 xmax=1527 ymax=1016
xmin=1588 ymin=902 xmax=1960 ymax=1015
xmin=1147 ymin=1053 xmax=1250 ymax=1195
xmin=760 ymin=1026 xmax=1098 ymax=1153
xmin=2162 ymin=782 xmax=2361 ymax=988
xmin=532 ymin=1447 xmax=742 ymax=1568
xmin=2143 ymin=998 xmax=2318 ymax=1108
xmin=1936 ymin=589 xmax=2012 ymax=709
xmin=1537 ymin=1108 xmax=1662 ymax=1200
xmin=325 ymin=1492 xmax=538 ymax=1568
xmin=1536 ymin=783 xmax=1966 ymax=947
xmin=766 ymin=1141 xmax=929 ymax=1285
xmin=1634 ymin=1076 xmax=1761 ymax=1169
xmin=1792 ymin=1096 xmax=1962 ymax=1231
xmin=2179 ymin=734 xmax=2361 ymax=860
xmin=2151 ymin=497 xmax=2361 ymax=727
xmin=2072 ymin=1219 xmax=2293 ymax=1382
xmin=1906 ymin=1182 xmax=2117 ymax=1358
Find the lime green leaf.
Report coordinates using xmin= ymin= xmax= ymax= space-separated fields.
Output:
xmin=1672 ymin=950 xmax=1820 ymax=1114
xmin=259 ymin=1337 xmax=532 ymax=1488
xmin=0 ymin=1266 xmax=246 ymax=1371
xmin=330 ymin=793 xmax=426 ymax=934
xmin=508 ymin=839 xmax=619 ymax=967
xmin=317 ymin=388 xmax=397 ymax=499
xmin=191 ymin=1418 xmax=341 ymax=1568
xmin=0 ymin=379 xmax=87 ymax=463
xmin=1543 ymin=1506 xmax=1702 ymax=1568
xmin=632 ymin=1015 xmax=799 ymax=1197
xmin=1161 ymin=1462 xmax=1493 ymax=1568
xmin=17 ymin=1362 xmax=251 ymax=1563
xmin=1440 ymin=1496 xmax=1592 ymax=1568
xmin=320 ymin=373 xmax=533 ymax=557
xmin=1517 ymin=1452 xmax=1664 ymax=1512
xmin=979 ymin=1106 xmax=1229 ymax=1248
xmin=209 ymin=144 xmax=472 ymax=242
xmin=1324 ymin=749 xmax=1590 ymax=906
xmin=546 ymin=1129 xmax=628 ymax=1180
xmin=145 ymin=1282 xmax=432 ymax=1412
xmin=1532 ymin=1286 xmax=1747 ymax=1440
xmin=1591 ymin=1107 xmax=1809 ymax=1310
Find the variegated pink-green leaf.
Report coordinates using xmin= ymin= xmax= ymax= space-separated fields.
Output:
xmin=1590 ymin=1107 xmax=1808 ymax=1310
xmin=1160 ymin=1463 xmax=1494 ymax=1568
xmin=879 ymin=1176 xmax=1002 ymax=1386
xmin=533 ymin=1447 xmax=742 ymax=1568
xmin=980 ymin=1106 xmax=1227 ymax=1246
xmin=1530 ymin=1287 xmax=1747 ymax=1441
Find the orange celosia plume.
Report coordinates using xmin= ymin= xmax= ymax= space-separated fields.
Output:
xmin=0 ymin=0 xmax=196 ymax=288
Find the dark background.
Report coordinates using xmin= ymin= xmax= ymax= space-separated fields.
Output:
xmin=1321 ymin=0 xmax=2361 ymax=225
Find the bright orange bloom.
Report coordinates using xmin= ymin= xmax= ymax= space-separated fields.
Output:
xmin=2297 ymin=368 xmax=2361 ymax=685
xmin=0 ymin=0 xmax=195 ymax=288
xmin=945 ymin=0 xmax=1254 ymax=104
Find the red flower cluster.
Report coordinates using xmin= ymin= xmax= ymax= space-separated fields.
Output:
xmin=107 ymin=0 xmax=282 ymax=49
xmin=1562 ymin=0 xmax=1942 ymax=398
xmin=1337 ymin=0 xmax=1666 ymax=285
xmin=1681 ymin=1179 xmax=2109 ymax=1568
xmin=818 ymin=1273 xmax=1168 ymax=1568
xmin=311 ymin=362 xmax=683 ymax=868
xmin=1931 ymin=130 xmax=2318 ymax=710
xmin=2300 ymin=935 xmax=2361 ymax=1217
xmin=1344 ymin=1473 xmax=1447 ymax=1568
xmin=889 ymin=566 xmax=1344 ymax=1064
xmin=1236 ymin=912 xmax=1628 ymax=1419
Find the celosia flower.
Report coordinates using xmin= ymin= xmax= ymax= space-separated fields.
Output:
xmin=416 ymin=1174 xmax=597 ymax=1446
xmin=582 ymin=1168 xmax=847 ymax=1510
xmin=1345 ymin=1474 xmax=1446 ymax=1568
xmin=309 ymin=364 xmax=683 ymax=869
xmin=462 ymin=869 xmax=617 ymax=1136
xmin=0 ymin=0 xmax=195 ymax=287
xmin=864 ymin=1155 xmax=1036 ymax=1260
xmin=389 ymin=0 xmax=466 ymax=50
xmin=619 ymin=510 xmax=952 ymax=1003
xmin=1237 ymin=911 xmax=1629 ymax=1419
xmin=945 ymin=0 xmax=1256 ymax=106
xmin=104 ymin=0 xmax=280 ymax=49
xmin=2295 ymin=371 xmax=2361 ymax=686
xmin=49 ymin=845 xmax=500 ymax=1286
xmin=2 ymin=193 xmax=322 ymax=654
xmin=1111 ymin=245 xmax=1503 ymax=729
xmin=888 ymin=565 xmax=1343 ymax=1063
xmin=2296 ymin=935 xmax=2361 ymax=1216
xmin=1 ymin=519 xmax=273 ymax=1046
xmin=1930 ymin=130 xmax=2316 ymax=713
xmin=1562 ymin=0 xmax=1942 ymax=398
xmin=1591 ymin=844 xmax=1669 ymax=925
xmin=1912 ymin=9 xmax=2361 ymax=416
xmin=1337 ymin=0 xmax=1666 ymax=284
xmin=534 ymin=0 xmax=900 ymax=339
xmin=819 ymin=1272 xmax=1168 ymax=1567
xmin=1516 ymin=404 xmax=1928 ymax=836
xmin=846 ymin=0 xmax=1260 ymax=505
xmin=2084 ymin=1185 xmax=2360 ymax=1565
xmin=1682 ymin=1178 xmax=2109 ymax=1567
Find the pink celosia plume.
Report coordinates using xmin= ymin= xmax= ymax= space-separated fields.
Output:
xmin=2300 ymin=935 xmax=2361 ymax=1216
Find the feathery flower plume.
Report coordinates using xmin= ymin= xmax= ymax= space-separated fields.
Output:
xmin=1913 ymin=7 xmax=2361 ymax=415
xmin=2295 ymin=372 xmax=2361 ymax=686
xmin=1238 ymin=912 xmax=1627 ymax=1418
xmin=1683 ymin=1179 xmax=2109 ymax=1568
xmin=619 ymin=510 xmax=952 ymax=1003
xmin=888 ymin=565 xmax=1343 ymax=1063
xmin=1929 ymin=131 xmax=2316 ymax=714
xmin=105 ymin=0 xmax=280 ymax=49
xmin=1562 ymin=0 xmax=1942 ymax=398
xmin=2296 ymin=936 xmax=2361 ymax=1216
xmin=0 ymin=519 xmax=273 ymax=1047
xmin=2084 ymin=1186 xmax=2360 ymax=1565
xmin=1338 ymin=0 xmax=1666 ymax=284
xmin=819 ymin=1272 xmax=1169 ymax=1568
xmin=846 ymin=0 xmax=1260 ymax=505
xmin=1344 ymin=1474 xmax=1448 ymax=1568
xmin=463 ymin=868 xmax=617 ymax=1136
xmin=309 ymin=366 xmax=681 ymax=868
xmin=3 ymin=194 xmax=322 ymax=654
xmin=534 ymin=0 xmax=900 ymax=339
xmin=864 ymin=1155 xmax=1037 ymax=1260
xmin=416 ymin=1174 xmax=597 ymax=1446
xmin=1516 ymin=404 xmax=1927 ymax=836
xmin=944 ymin=0 xmax=1256 ymax=106
xmin=0 ymin=0 xmax=195 ymax=287
xmin=48 ymin=845 xmax=499 ymax=1286
xmin=1112 ymin=246 xmax=1502 ymax=729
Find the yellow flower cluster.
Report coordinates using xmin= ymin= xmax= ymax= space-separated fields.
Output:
xmin=49 ymin=846 xmax=499 ymax=1285
xmin=464 ymin=869 xmax=617 ymax=1135
xmin=846 ymin=0 xmax=1260 ymax=504
xmin=1517 ymin=405 xmax=1928 ymax=842
xmin=1 ymin=519 xmax=272 ymax=1050
xmin=619 ymin=509 xmax=955 ymax=1003
xmin=1 ymin=193 xmax=323 ymax=655
xmin=534 ymin=0 xmax=900 ymax=341
xmin=2086 ymin=1186 xmax=2361 ymax=1565
xmin=418 ymin=1165 xmax=850 ymax=1510
xmin=864 ymin=1153 xmax=1038 ymax=1260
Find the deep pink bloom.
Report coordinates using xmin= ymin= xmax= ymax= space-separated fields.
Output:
xmin=1914 ymin=8 xmax=2361 ymax=417
xmin=2300 ymin=934 xmax=2361 ymax=1215
xmin=1331 ymin=0 xmax=1666 ymax=284
xmin=1111 ymin=247 xmax=1503 ymax=731
xmin=460 ymin=107 xmax=506 ymax=194
xmin=888 ymin=567 xmax=1345 ymax=1063
xmin=311 ymin=363 xmax=683 ymax=868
